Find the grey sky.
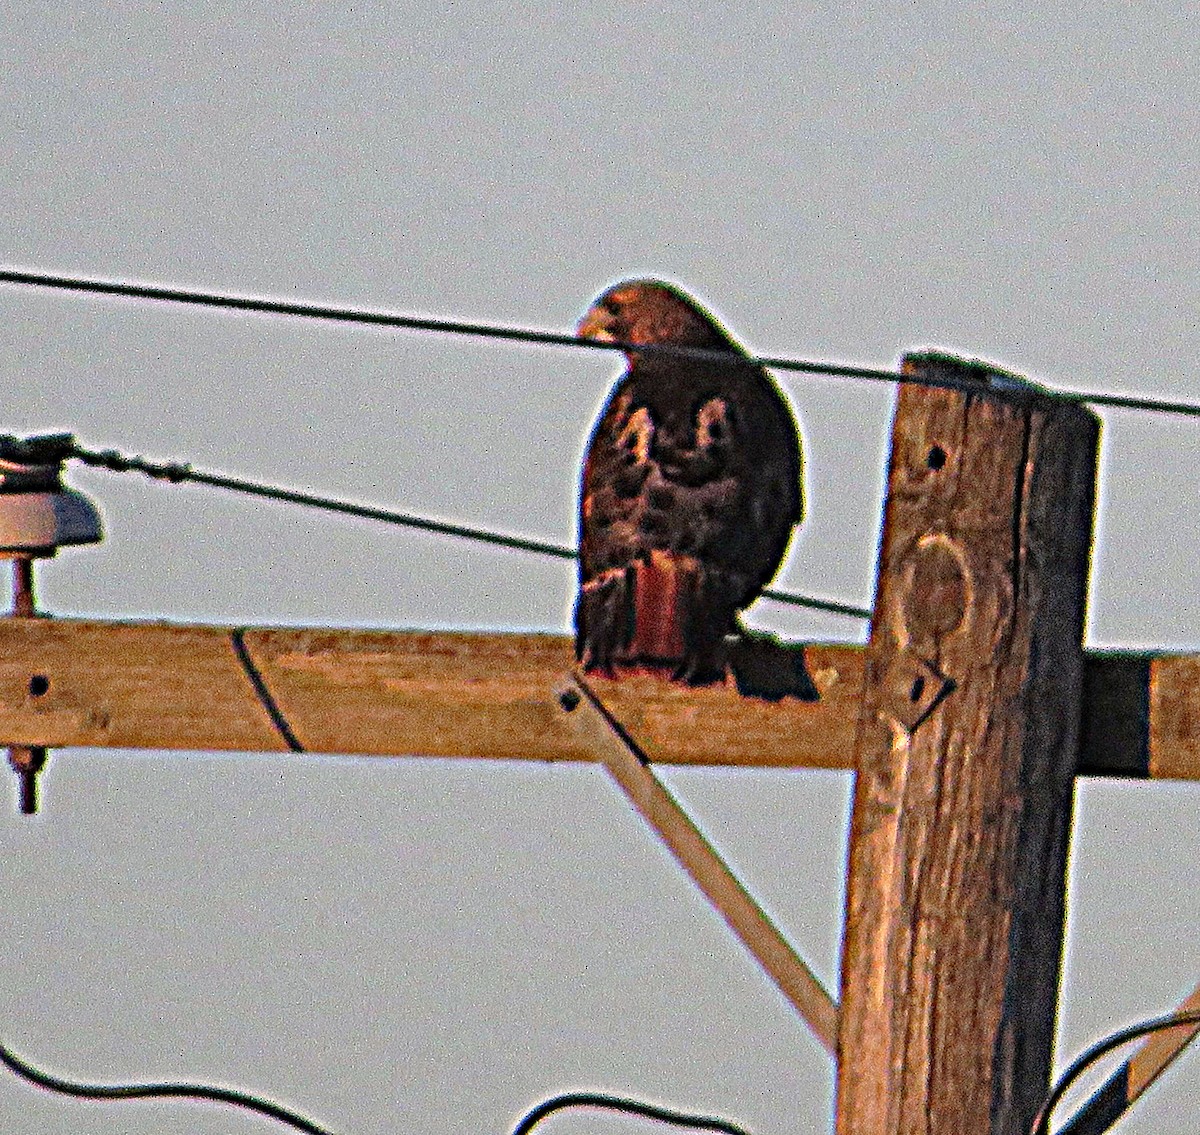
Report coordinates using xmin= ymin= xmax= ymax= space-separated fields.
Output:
xmin=1 ymin=4 xmax=1197 ymax=1133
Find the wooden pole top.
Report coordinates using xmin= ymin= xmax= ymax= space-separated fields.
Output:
xmin=837 ymin=357 xmax=1100 ymax=1134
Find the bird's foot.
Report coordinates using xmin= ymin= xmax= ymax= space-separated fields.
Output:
xmin=575 ymin=567 xmax=634 ymax=673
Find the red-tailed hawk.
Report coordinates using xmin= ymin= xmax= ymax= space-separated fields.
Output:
xmin=574 ymin=279 xmax=804 ymax=684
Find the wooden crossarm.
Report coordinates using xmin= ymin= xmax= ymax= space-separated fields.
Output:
xmin=0 ymin=619 xmax=1195 ymax=780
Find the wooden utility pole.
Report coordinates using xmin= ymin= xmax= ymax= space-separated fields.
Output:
xmin=836 ymin=355 xmax=1100 ymax=1134
xmin=0 ymin=371 xmax=1195 ymax=1129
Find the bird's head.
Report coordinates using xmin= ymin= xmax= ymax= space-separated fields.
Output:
xmin=576 ymin=279 xmax=737 ymax=357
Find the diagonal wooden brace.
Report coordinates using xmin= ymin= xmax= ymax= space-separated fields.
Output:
xmin=556 ymin=672 xmax=840 ymax=1053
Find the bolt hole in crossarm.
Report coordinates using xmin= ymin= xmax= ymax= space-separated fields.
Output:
xmin=28 ymin=675 xmax=49 ymax=697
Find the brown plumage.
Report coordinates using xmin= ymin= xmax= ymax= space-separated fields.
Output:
xmin=574 ymin=279 xmax=804 ymax=684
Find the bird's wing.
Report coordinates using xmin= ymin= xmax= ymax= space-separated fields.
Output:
xmin=583 ymin=366 xmax=800 ymax=575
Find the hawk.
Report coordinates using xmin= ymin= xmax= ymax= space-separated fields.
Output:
xmin=574 ymin=279 xmax=804 ymax=684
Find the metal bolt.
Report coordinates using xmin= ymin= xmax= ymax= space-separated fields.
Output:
xmin=8 ymin=557 xmax=46 ymax=812
xmin=8 ymin=746 xmax=46 ymax=815
xmin=11 ymin=557 xmax=35 ymax=617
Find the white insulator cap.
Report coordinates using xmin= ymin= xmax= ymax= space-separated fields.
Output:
xmin=0 ymin=489 xmax=104 ymax=555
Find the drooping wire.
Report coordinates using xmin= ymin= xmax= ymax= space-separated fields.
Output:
xmin=0 ymin=1037 xmax=336 ymax=1135
xmin=511 ymin=1091 xmax=752 ymax=1135
xmin=1 ymin=1037 xmax=753 ymax=1135
xmin=1030 ymin=1009 xmax=1200 ymax=1135
xmin=62 ymin=438 xmax=873 ymax=620
xmin=4 ymin=267 xmax=1200 ymax=417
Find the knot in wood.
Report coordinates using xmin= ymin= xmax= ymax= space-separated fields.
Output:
xmin=899 ymin=536 xmax=968 ymax=650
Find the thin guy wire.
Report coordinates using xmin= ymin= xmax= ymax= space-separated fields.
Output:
xmin=6 ymin=267 xmax=1200 ymax=416
xmin=0 ymin=1037 xmax=336 ymax=1135
xmin=511 ymin=1091 xmax=752 ymax=1135
xmin=1030 ymin=1009 xmax=1200 ymax=1135
xmin=66 ymin=440 xmax=874 ymax=620
xmin=231 ymin=627 xmax=305 ymax=751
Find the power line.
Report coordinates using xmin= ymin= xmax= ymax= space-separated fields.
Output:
xmin=71 ymin=442 xmax=580 ymax=561
xmin=512 ymin=1091 xmax=752 ymax=1135
xmin=0 ymin=1036 xmax=336 ymax=1135
xmin=1073 ymin=390 xmax=1200 ymax=416
xmin=61 ymin=438 xmax=874 ymax=620
xmin=1030 ymin=1009 xmax=1200 ymax=1135
xmin=0 ymin=267 xmax=898 ymax=383
xmin=6 ymin=267 xmax=1200 ymax=417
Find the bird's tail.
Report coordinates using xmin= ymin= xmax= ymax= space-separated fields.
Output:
xmin=624 ymin=549 xmax=690 ymax=664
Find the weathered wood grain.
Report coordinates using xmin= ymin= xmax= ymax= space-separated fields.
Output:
xmin=0 ymin=619 xmax=862 ymax=767
xmin=836 ymin=356 xmax=1100 ymax=1135
xmin=0 ymin=619 xmax=1195 ymax=778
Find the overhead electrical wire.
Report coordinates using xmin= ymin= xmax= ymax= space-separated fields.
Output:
xmin=511 ymin=1091 xmax=752 ymax=1135
xmin=1029 ymin=1008 xmax=1200 ymax=1135
xmin=1 ymin=1035 xmax=758 ymax=1135
xmin=58 ymin=437 xmax=874 ymax=620
xmin=4 ymin=267 xmax=1200 ymax=417
xmin=0 ymin=268 xmax=904 ymax=384
xmin=0 ymin=1037 xmax=335 ymax=1135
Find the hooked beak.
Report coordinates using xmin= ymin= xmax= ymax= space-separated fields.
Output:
xmin=576 ymin=304 xmax=617 ymax=342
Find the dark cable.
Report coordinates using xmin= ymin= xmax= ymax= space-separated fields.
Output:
xmin=72 ymin=442 xmax=579 ymax=558
xmin=65 ymin=439 xmax=873 ymax=620
xmin=1070 ymin=390 xmax=1200 ymax=416
xmin=762 ymin=588 xmax=870 ymax=620
xmin=1030 ymin=1009 xmax=1200 ymax=1135
xmin=0 ymin=1037 xmax=336 ymax=1135
xmin=512 ymin=1091 xmax=752 ymax=1135
xmin=6 ymin=267 xmax=1200 ymax=416
xmin=0 ymin=267 xmax=898 ymax=383
xmin=231 ymin=628 xmax=305 ymax=752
